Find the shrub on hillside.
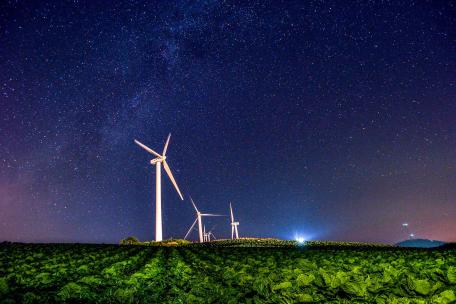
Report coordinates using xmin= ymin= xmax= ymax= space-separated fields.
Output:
xmin=132 ymin=239 xmax=192 ymax=246
xmin=119 ymin=236 xmax=140 ymax=245
xmin=146 ymin=239 xmax=191 ymax=247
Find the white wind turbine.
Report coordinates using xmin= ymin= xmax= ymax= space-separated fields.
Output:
xmin=203 ymin=225 xmax=217 ymax=242
xmin=207 ymin=225 xmax=217 ymax=241
xmin=203 ymin=225 xmax=208 ymax=242
xmin=184 ymin=197 xmax=223 ymax=243
xmin=230 ymin=202 xmax=239 ymax=239
xmin=134 ymin=134 xmax=184 ymax=241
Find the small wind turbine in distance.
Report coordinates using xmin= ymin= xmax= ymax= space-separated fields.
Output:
xmin=203 ymin=225 xmax=217 ymax=242
xmin=203 ymin=225 xmax=212 ymax=242
xmin=230 ymin=202 xmax=240 ymax=239
xmin=184 ymin=197 xmax=223 ymax=243
xmin=134 ymin=134 xmax=184 ymax=242
xmin=207 ymin=225 xmax=217 ymax=241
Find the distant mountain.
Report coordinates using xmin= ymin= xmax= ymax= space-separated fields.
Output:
xmin=396 ymin=239 xmax=446 ymax=248
xmin=439 ymin=242 xmax=456 ymax=249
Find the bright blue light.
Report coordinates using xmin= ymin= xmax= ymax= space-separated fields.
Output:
xmin=292 ymin=231 xmax=313 ymax=244
xmin=295 ymin=236 xmax=306 ymax=244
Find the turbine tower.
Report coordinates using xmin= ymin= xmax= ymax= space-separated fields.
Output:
xmin=134 ymin=134 xmax=184 ymax=241
xmin=230 ymin=202 xmax=240 ymax=239
xmin=184 ymin=197 xmax=222 ymax=243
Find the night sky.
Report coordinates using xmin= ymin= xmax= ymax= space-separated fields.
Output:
xmin=1 ymin=1 xmax=455 ymax=244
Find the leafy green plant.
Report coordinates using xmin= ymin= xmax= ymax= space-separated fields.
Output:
xmin=0 ymin=277 xmax=9 ymax=296
xmin=56 ymin=282 xmax=84 ymax=301
xmin=447 ymin=266 xmax=456 ymax=284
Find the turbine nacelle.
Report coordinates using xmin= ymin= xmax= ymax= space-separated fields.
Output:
xmin=150 ymin=158 xmax=162 ymax=165
xmin=134 ymin=135 xmax=183 ymax=201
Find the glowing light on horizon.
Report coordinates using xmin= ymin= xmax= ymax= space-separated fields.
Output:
xmin=295 ymin=236 xmax=306 ymax=244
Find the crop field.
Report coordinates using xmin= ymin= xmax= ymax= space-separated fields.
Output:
xmin=0 ymin=242 xmax=455 ymax=303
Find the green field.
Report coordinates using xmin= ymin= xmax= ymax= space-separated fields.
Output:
xmin=0 ymin=242 xmax=455 ymax=303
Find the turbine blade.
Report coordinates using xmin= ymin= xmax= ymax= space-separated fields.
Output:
xmin=201 ymin=214 xmax=224 ymax=217
xmin=162 ymin=133 xmax=171 ymax=156
xmin=189 ymin=196 xmax=199 ymax=213
xmin=163 ymin=160 xmax=184 ymax=200
xmin=184 ymin=218 xmax=198 ymax=240
xmin=208 ymin=224 xmax=217 ymax=233
xmin=134 ymin=139 xmax=161 ymax=158
xmin=230 ymin=202 xmax=234 ymax=223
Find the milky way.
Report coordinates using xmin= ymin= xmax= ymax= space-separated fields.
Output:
xmin=1 ymin=1 xmax=455 ymax=243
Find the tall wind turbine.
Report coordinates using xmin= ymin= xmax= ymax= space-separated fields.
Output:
xmin=230 ymin=202 xmax=240 ymax=239
xmin=134 ymin=134 xmax=184 ymax=241
xmin=184 ymin=197 xmax=223 ymax=243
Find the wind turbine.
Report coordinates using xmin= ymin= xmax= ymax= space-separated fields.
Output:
xmin=207 ymin=225 xmax=217 ymax=241
xmin=230 ymin=202 xmax=240 ymax=239
xmin=134 ymin=134 xmax=184 ymax=242
xmin=184 ymin=197 xmax=223 ymax=243
xmin=203 ymin=225 xmax=208 ymax=242
xmin=203 ymin=225 xmax=217 ymax=242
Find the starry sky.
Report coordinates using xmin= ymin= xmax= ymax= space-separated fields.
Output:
xmin=1 ymin=1 xmax=455 ymax=244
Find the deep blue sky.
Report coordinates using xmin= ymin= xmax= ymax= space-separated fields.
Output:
xmin=1 ymin=1 xmax=455 ymax=244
